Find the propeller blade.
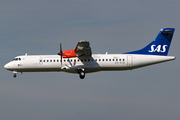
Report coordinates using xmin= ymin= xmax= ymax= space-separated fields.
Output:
xmin=60 ymin=42 xmax=62 ymax=54
xmin=60 ymin=42 xmax=62 ymax=66
xmin=57 ymin=42 xmax=63 ymax=66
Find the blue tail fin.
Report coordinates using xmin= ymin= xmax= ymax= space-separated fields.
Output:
xmin=124 ymin=28 xmax=175 ymax=56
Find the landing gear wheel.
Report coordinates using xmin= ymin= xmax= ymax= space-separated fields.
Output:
xmin=79 ymin=71 xmax=85 ymax=79
xmin=77 ymin=68 xmax=85 ymax=79
xmin=13 ymin=74 xmax=17 ymax=78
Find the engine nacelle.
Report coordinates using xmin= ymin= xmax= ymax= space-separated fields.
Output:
xmin=62 ymin=49 xmax=77 ymax=58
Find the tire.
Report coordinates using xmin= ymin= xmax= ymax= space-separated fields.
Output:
xmin=13 ymin=74 xmax=17 ymax=78
xmin=79 ymin=71 xmax=85 ymax=79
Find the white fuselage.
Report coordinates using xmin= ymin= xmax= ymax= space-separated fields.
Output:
xmin=4 ymin=54 xmax=175 ymax=74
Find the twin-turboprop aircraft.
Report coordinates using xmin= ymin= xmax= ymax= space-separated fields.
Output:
xmin=4 ymin=28 xmax=175 ymax=79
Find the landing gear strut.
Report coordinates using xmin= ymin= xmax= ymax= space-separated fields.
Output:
xmin=78 ymin=68 xmax=85 ymax=79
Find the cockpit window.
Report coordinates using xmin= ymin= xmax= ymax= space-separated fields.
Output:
xmin=13 ymin=58 xmax=21 ymax=61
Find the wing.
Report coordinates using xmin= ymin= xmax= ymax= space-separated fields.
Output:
xmin=75 ymin=40 xmax=92 ymax=57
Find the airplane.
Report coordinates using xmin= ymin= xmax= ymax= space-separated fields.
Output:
xmin=4 ymin=28 xmax=175 ymax=79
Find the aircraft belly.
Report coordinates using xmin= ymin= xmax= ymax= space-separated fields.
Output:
xmin=14 ymin=67 xmax=62 ymax=72
xmin=62 ymin=63 xmax=102 ymax=73
xmin=101 ymin=67 xmax=129 ymax=71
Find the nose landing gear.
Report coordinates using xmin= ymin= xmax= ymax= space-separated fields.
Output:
xmin=13 ymin=71 xmax=17 ymax=78
xmin=13 ymin=74 xmax=17 ymax=78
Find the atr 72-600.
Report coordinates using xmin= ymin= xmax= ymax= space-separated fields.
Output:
xmin=4 ymin=28 xmax=175 ymax=79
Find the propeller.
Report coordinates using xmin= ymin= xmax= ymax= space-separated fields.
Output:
xmin=57 ymin=42 xmax=63 ymax=66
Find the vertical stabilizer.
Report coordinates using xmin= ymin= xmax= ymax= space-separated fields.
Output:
xmin=124 ymin=28 xmax=175 ymax=56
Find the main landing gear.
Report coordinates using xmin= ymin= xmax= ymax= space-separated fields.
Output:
xmin=77 ymin=68 xmax=85 ymax=79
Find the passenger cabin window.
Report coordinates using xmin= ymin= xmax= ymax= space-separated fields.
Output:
xmin=44 ymin=60 xmax=45 ymax=62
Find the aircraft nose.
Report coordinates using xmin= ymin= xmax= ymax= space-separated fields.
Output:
xmin=4 ymin=64 xmax=8 ymax=69
xmin=4 ymin=63 xmax=10 ymax=69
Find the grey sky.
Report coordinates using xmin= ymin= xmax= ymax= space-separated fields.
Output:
xmin=1 ymin=0 xmax=180 ymax=120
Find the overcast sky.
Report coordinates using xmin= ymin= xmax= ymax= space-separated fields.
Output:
xmin=1 ymin=0 xmax=180 ymax=120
